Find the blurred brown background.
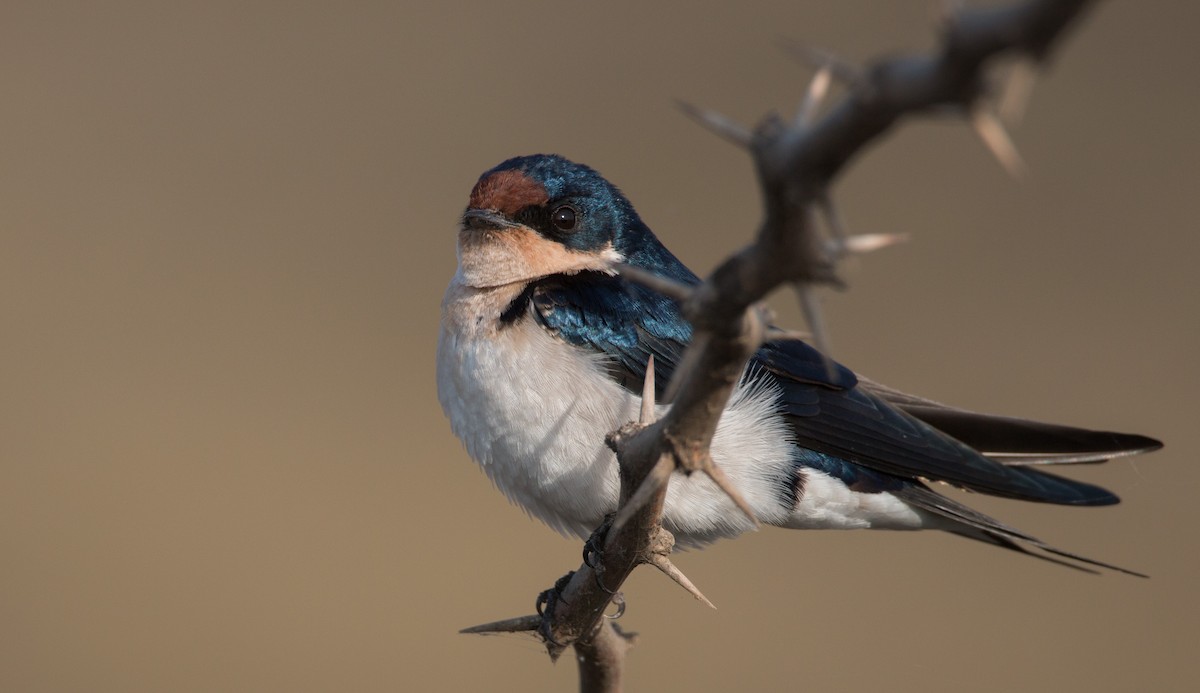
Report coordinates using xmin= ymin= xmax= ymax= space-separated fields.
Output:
xmin=2 ymin=1 xmax=1196 ymax=691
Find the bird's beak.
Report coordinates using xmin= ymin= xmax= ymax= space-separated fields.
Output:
xmin=461 ymin=208 xmax=516 ymax=231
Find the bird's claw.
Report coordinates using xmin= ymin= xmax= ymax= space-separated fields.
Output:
xmin=536 ymin=571 xmax=575 ymax=616
xmin=582 ymin=515 xmax=618 ymax=594
xmin=582 ymin=515 xmax=613 ymax=567
xmin=535 ymin=571 xmax=576 ymax=647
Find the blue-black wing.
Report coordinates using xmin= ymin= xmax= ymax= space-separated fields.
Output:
xmin=523 ymin=271 xmax=1152 ymax=506
xmin=525 ymin=272 xmax=691 ymax=399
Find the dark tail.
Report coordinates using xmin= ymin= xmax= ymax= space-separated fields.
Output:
xmin=895 ymin=484 xmax=1147 ymax=578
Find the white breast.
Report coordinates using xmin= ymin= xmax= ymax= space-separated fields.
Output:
xmin=437 ymin=278 xmax=804 ymax=546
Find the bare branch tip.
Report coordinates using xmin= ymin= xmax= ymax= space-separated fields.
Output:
xmin=675 ymin=99 xmax=753 ymax=147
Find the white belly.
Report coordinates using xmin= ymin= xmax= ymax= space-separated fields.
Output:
xmin=438 ymin=312 xmax=627 ymax=538
xmin=436 ymin=279 xmax=931 ymax=546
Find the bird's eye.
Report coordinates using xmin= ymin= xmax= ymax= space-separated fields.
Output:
xmin=551 ymin=205 xmax=577 ymax=231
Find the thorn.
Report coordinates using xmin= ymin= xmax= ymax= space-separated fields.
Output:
xmin=765 ymin=326 xmax=812 ymax=342
xmin=675 ymin=100 xmax=753 ymax=148
xmin=776 ymin=38 xmax=864 ymax=88
xmin=616 ymin=263 xmax=694 ymax=302
xmin=640 ymin=355 xmax=657 ymax=424
xmin=816 ymin=193 xmax=848 ymax=262
xmin=830 ymin=232 xmax=910 ymax=256
xmin=701 ymin=460 xmax=760 ymax=529
xmin=460 ymin=614 xmax=542 ymax=635
xmin=997 ymin=58 xmax=1038 ymax=128
xmin=794 ymin=283 xmax=839 ymax=382
xmin=647 ymin=553 xmax=716 ymax=609
xmin=970 ymin=105 xmax=1026 ymax=178
xmin=662 ymin=331 xmax=709 ymax=404
xmin=609 ymin=456 xmax=674 ymax=536
xmin=796 ymin=65 xmax=832 ymax=126
xmin=817 ymin=194 xmax=845 ymax=241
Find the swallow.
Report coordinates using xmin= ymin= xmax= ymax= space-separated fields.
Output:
xmin=437 ymin=153 xmax=1162 ymax=574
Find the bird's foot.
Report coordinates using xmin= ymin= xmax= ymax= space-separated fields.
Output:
xmin=535 ymin=570 xmax=576 ymax=646
xmin=582 ymin=514 xmax=618 ymax=594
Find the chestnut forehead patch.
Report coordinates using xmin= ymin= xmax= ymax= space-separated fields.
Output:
xmin=468 ymin=170 xmax=549 ymax=216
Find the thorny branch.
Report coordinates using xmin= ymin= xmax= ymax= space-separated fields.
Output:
xmin=462 ymin=0 xmax=1099 ymax=689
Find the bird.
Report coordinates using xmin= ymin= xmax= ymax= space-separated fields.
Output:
xmin=436 ymin=153 xmax=1162 ymax=575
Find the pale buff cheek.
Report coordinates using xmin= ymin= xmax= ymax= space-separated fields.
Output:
xmin=456 ymin=230 xmax=533 ymax=289
xmin=456 ymin=227 xmax=621 ymax=288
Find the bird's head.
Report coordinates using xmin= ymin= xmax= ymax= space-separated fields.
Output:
xmin=455 ymin=154 xmax=681 ymax=289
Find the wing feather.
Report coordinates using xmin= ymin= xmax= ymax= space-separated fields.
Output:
xmin=524 ymin=272 xmax=1153 ymax=506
